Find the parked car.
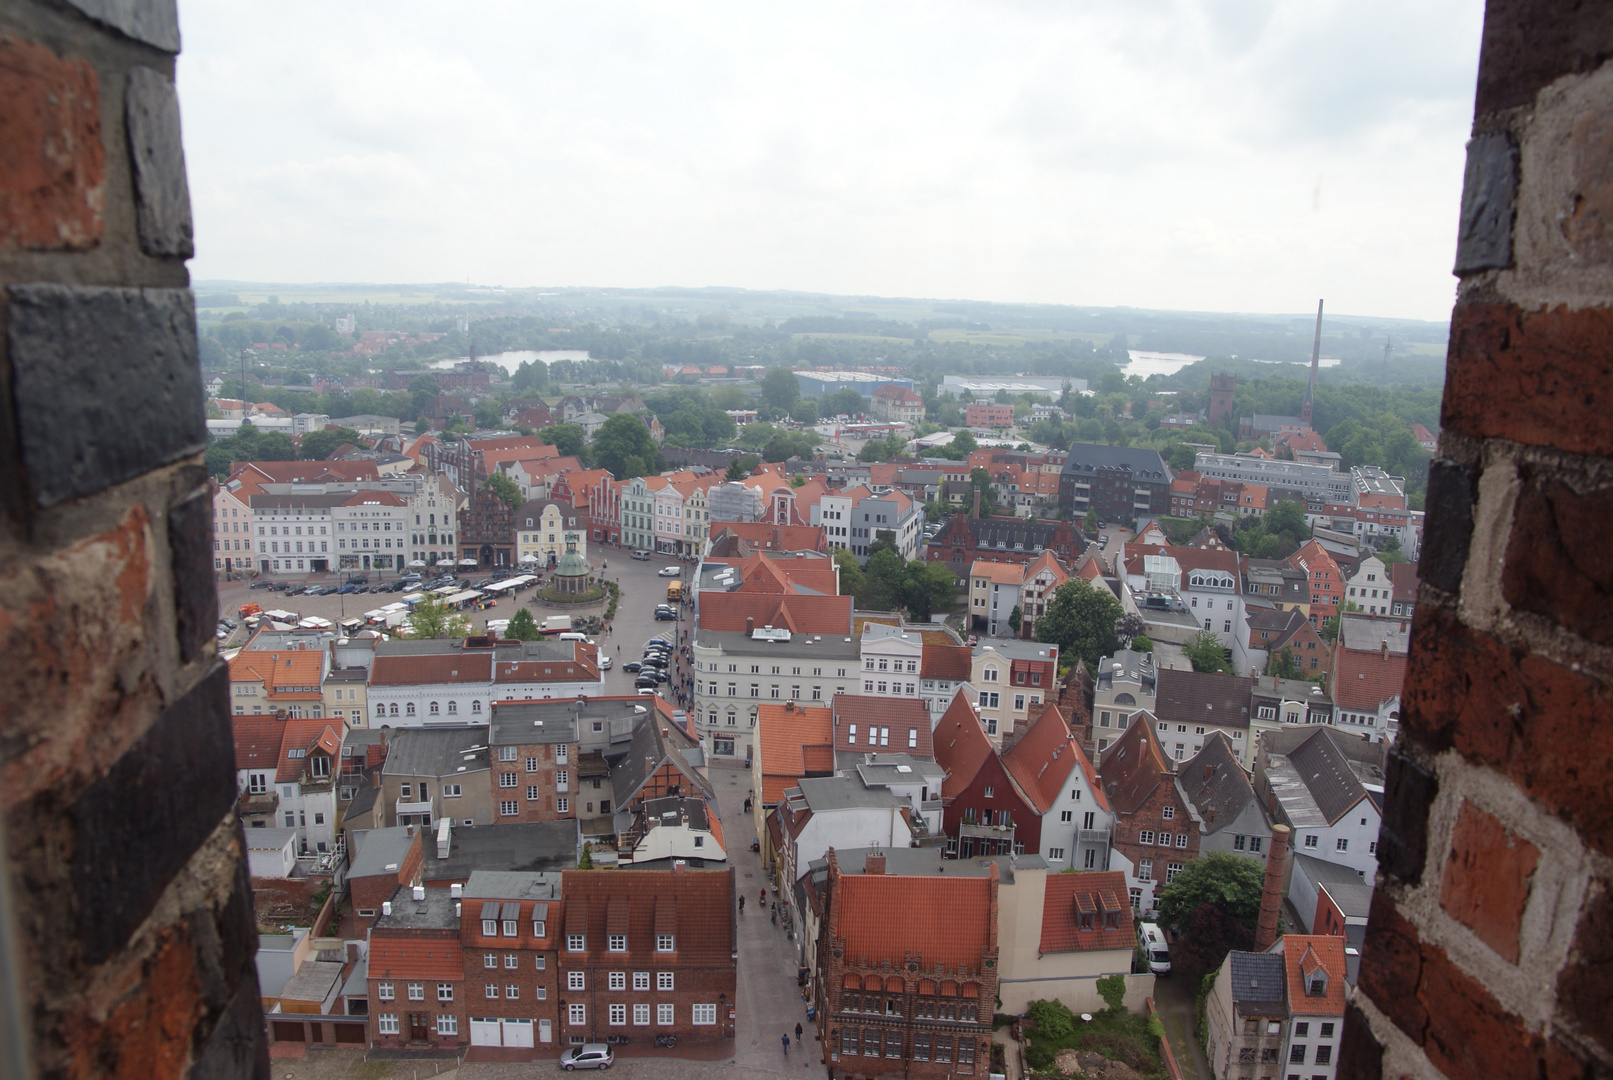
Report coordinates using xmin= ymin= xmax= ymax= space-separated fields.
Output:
xmin=218 ymin=617 xmax=238 ymax=630
xmin=337 ymin=583 xmax=359 ymax=594
xmin=560 ymin=1043 xmax=614 ymax=1071
xmin=641 ymin=656 xmax=668 ymax=670
xmin=657 ymin=566 xmax=680 ymax=577
xmin=654 ymin=609 xmax=678 ymax=621
xmin=634 ymin=674 xmax=660 ymax=689
xmin=646 ymin=637 xmax=671 ymax=647
xmin=1098 ymin=534 xmax=1109 ymax=545
xmin=630 ymin=550 xmax=652 ymax=561
xmin=491 ymin=568 xmax=512 ymax=580
xmin=623 ymin=661 xmax=643 ymax=673
xmin=599 ymin=655 xmax=612 ymax=670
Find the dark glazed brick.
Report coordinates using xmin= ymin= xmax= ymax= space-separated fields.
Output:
xmin=1557 ymin=881 xmax=1613 ymax=1061
xmin=60 ymin=0 xmax=181 ymax=51
xmin=1474 ymin=0 xmax=1613 ymax=115
xmin=1336 ymin=1003 xmax=1384 ymax=1080
xmin=187 ymin=977 xmax=270 ymax=1080
xmin=1358 ymin=891 xmax=1427 ymax=1044
xmin=169 ymin=486 xmax=215 ymax=663
xmin=1443 ymin=302 xmax=1613 ymax=457
xmin=71 ymin=663 xmax=236 ymax=965
xmin=125 ymin=66 xmax=193 ymax=258
xmin=1377 ymin=749 xmax=1437 ymax=886
xmin=186 ymin=851 xmax=257 ymax=1014
xmin=8 ymin=285 xmax=205 ymax=507
xmin=1454 ymin=133 xmax=1516 ymax=273
xmin=1503 ymin=476 xmax=1613 ymax=648
xmin=1420 ymin=459 xmax=1476 ymax=593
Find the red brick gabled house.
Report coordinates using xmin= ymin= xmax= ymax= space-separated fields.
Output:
xmin=815 ymin=848 xmax=998 ymax=1079
xmin=1098 ymin=713 xmax=1199 ymax=913
xmin=931 ymin=691 xmax=1037 ymax=858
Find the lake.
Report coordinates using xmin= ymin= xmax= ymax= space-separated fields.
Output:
xmin=1123 ymin=349 xmax=1341 ymax=378
xmin=430 ymin=349 xmax=591 ymax=375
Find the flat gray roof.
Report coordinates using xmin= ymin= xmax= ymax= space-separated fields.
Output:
xmin=693 ymin=630 xmax=860 ymax=658
xmin=372 ymin=884 xmax=460 ymax=930
xmin=347 ymin=827 xmax=415 ymax=879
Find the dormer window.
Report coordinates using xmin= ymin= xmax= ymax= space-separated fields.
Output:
xmin=310 ymin=755 xmax=330 ymax=779
xmin=503 ymin=919 xmax=518 ymax=937
xmin=1307 ymin=972 xmax=1328 ymax=996
xmin=482 ymin=919 xmax=498 ymax=936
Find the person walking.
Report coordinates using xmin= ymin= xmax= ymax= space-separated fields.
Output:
xmin=795 ymin=1022 xmax=803 ymax=1043
xmin=738 ymin=894 xmax=745 ymax=915
xmin=781 ymin=1034 xmax=790 ymax=1058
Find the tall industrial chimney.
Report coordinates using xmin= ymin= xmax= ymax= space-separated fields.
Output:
xmin=1254 ymin=823 xmax=1292 ymax=950
xmin=1301 ymin=301 xmax=1323 ymax=429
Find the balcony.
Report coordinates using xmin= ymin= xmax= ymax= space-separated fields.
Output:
xmin=1078 ymin=828 xmax=1111 ymax=846
xmin=395 ymin=799 xmax=433 ymax=821
xmin=239 ymin=789 xmax=279 ymax=817
xmin=959 ymin=818 xmax=1015 ymax=842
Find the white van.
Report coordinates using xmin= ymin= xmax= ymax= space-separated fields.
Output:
xmin=558 ymin=632 xmax=593 ymax=644
xmin=1138 ymin=922 xmax=1171 ymax=975
xmin=631 ymin=549 xmax=653 ymax=561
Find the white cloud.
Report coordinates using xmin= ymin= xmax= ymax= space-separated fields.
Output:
xmin=177 ymin=0 xmax=1483 ymax=320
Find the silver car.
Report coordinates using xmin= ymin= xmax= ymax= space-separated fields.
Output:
xmin=560 ymin=1042 xmax=614 ymax=1070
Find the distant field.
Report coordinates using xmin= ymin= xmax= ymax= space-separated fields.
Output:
xmin=926 ymin=328 xmax=1106 ymax=346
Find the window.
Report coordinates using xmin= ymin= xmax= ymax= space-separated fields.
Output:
xmin=1316 ymin=1046 xmax=1333 ymax=1064
xmin=609 ymin=1003 xmax=627 ymax=1026
xmin=528 ymin=785 xmax=540 ymax=801
xmin=567 ymin=934 xmax=585 ymax=952
xmin=1304 ymin=834 xmax=1318 ymax=848
xmin=1159 ymin=833 xmax=1171 ymax=847
xmin=500 ymin=800 xmax=518 ymax=816
xmin=505 ymin=954 xmax=519 ymax=969
xmin=634 ymin=1003 xmax=651 ymax=1026
xmin=437 ymin=983 xmax=453 ymax=1002
xmin=608 ymin=934 xmax=626 ymax=952
xmin=567 ymin=971 xmax=586 ymax=991
xmin=444 ymin=784 xmax=462 ymax=798
xmin=658 ymin=1003 xmax=675 ymax=1026
xmin=557 ymin=797 xmax=568 ymax=813
xmin=436 ymin=1013 xmax=458 ymax=1036
xmin=407 ymin=983 xmax=424 ymax=1001
xmin=1235 ymin=834 xmax=1247 ymax=850
xmin=1320 ymin=1023 xmax=1335 ymax=1039
xmin=1290 ymin=1046 xmax=1307 ymax=1064
xmin=657 ymin=971 xmax=674 ymax=991
xmin=502 ymin=919 xmax=517 ymax=937
xmin=656 ymin=934 xmax=674 ymax=952
xmin=633 ymin=971 xmax=650 ymax=991
xmin=692 ymin=1003 xmax=716 ymax=1025
xmin=1138 ymin=830 xmax=1155 ymax=845
xmin=377 ymin=1014 xmax=398 ymax=1035
xmin=1138 ymin=859 xmax=1153 ymax=881
xmin=1177 ymin=833 xmax=1189 ymax=848
xmin=568 ymin=1004 xmax=586 ymax=1026
xmin=608 ymin=971 xmax=626 ymax=991
xmin=1167 ymin=862 xmax=1183 ymax=882
xmin=1162 ymin=804 xmax=1174 ymax=819
xmin=499 ymin=772 xmax=518 ymax=788
xmin=1336 ymin=838 xmax=1349 ymax=852
xmin=483 ymin=946 xmax=498 ymax=963
xmin=1048 ymin=847 xmax=1066 ymax=861
xmin=377 ymin=982 xmax=394 ymax=1001
xmin=526 ymin=757 xmax=539 ymax=772
xmin=534 ymin=955 xmax=546 ymax=970
xmin=984 ymin=786 xmax=994 ymax=799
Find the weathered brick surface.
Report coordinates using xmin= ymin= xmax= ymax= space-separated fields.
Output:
xmin=1454 ymin=133 xmax=1517 ymax=272
xmin=1439 ymin=801 xmax=1539 ymax=963
xmin=1474 ymin=0 xmax=1613 ymax=114
xmin=1556 ymin=881 xmax=1613 ymax=1061
xmin=1502 ymin=474 xmax=1613 ymax=648
xmin=1443 ymin=302 xmax=1613 ymax=457
xmin=1376 ymin=748 xmax=1437 ymax=886
xmin=168 ymin=485 xmax=215 ymax=663
xmin=1358 ymin=892 xmax=1427 ymax=1042
xmin=0 ymin=35 xmax=105 ymax=250
xmin=71 ymin=662 xmax=237 ymax=965
xmin=1335 ymin=1004 xmax=1383 ymax=1080
xmin=60 ymin=0 xmax=182 ymax=51
xmin=1401 ymin=606 xmax=1613 ymax=856
xmin=125 ymin=66 xmax=194 ymax=258
xmin=7 ymin=284 xmax=205 ymax=506
xmin=63 ymin=926 xmax=204 ymax=1080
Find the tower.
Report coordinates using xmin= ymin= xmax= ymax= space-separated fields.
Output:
xmin=1208 ymin=373 xmax=1236 ymax=428
xmin=1301 ymin=299 xmax=1323 ymax=429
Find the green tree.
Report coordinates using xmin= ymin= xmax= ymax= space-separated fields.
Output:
xmin=578 ymin=842 xmax=594 ymax=869
xmin=791 ymin=399 xmax=819 ymax=425
xmin=1129 ymin=634 xmax=1154 ymax=653
xmin=968 ymin=467 xmax=997 ymax=516
xmin=505 ymin=608 xmax=541 ymax=641
xmin=832 ymin=548 xmax=865 ymax=599
xmin=539 ymin=422 xmax=587 ymax=459
xmin=408 ymin=594 xmax=471 ymax=640
xmin=1115 ymin=613 xmax=1146 ymax=647
xmin=862 ymin=549 xmax=907 ymax=610
xmin=1034 ymin=578 xmax=1123 ymax=669
xmin=948 ymin=428 xmax=978 ymax=456
xmin=485 ymin=471 xmax=523 ymax=510
xmin=512 ymin=359 xmax=548 ymax=393
xmin=593 ymin=413 xmax=662 ymax=479
xmin=1083 ymin=508 xmax=1100 ymax=535
xmin=298 ymin=426 xmax=365 ymax=460
xmin=1319 ymin=615 xmax=1340 ymax=643
xmin=1008 ymin=605 xmax=1022 ymax=634
xmin=759 ymin=367 xmax=801 ymax=412
xmin=761 ymin=430 xmax=817 ymax=462
xmin=1172 ymin=903 xmax=1255 ymax=982
xmin=1184 ymin=629 xmax=1234 ymax=674
xmin=900 ymin=560 xmax=958 ymax=618
xmin=1154 ymin=851 xmax=1268 ymax=932
xmin=1026 ymin=999 xmax=1075 ymax=1043
xmin=819 ymin=387 xmax=866 ymax=418
xmin=1268 ymin=646 xmax=1301 ymax=680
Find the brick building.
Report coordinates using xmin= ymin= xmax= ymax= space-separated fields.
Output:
xmin=1057 ymin=443 xmax=1173 ymax=524
xmin=1097 ymin=713 xmax=1199 ymax=913
xmin=815 ymin=848 xmax=998 ymax=1077
xmin=964 ymin=402 xmax=1015 ymax=429
xmin=489 ymin=700 xmax=582 ymax=823
xmin=461 ymin=871 xmax=562 ymax=1054
xmin=557 ymin=865 xmax=736 ymax=1046
xmin=367 ymin=885 xmax=468 ymax=1048
xmin=926 ymin=513 xmax=1087 ymax=586
xmin=459 ymin=475 xmax=517 ymax=570
xmin=932 ymin=693 xmax=1038 ymax=858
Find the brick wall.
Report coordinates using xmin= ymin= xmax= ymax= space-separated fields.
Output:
xmin=0 ymin=1 xmax=268 ymax=1076
xmin=1341 ymin=4 xmax=1613 ymax=1078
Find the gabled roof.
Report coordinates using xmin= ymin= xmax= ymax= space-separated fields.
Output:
xmin=1390 ymin=561 xmax=1420 ymax=603
xmin=370 ymin=652 xmax=493 ymax=686
xmin=233 ymin=715 xmax=285 ymax=771
xmin=697 ymin=591 xmax=852 ymax=636
xmin=1176 ymin=733 xmax=1259 ymax=836
xmin=921 ymin=643 xmax=973 ymax=681
xmin=1229 ymin=951 xmax=1289 ymax=1012
xmin=830 ymin=695 xmax=933 ymax=758
xmin=1284 ymin=728 xmax=1370 ymax=825
xmin=1154 ymin=668 xmax=1250 ymax=730
xmin=1331 ymin=637 xmax=1407 ymax=712
xmin=1097 ymin=712 xmax=1172 ymax=815
xmin=1282 ymin=935 xmax=1347 ymax=1015
xmin=1039 ymin=871 xmax=1134 ymax=953
xmin=931 ymin=691 xmax=996 ymax=800
xmin=756 ymin=703 xmax=834 ymax=805
xmin=228 ymin=649 xmax=326 ymax=700
xmin=277 ymin=719 xmax=344 ymax=782
xmin=970 ymin=560 xmax=1027 ymax=586
xmin=608 ymin=711 xmax=713 ymax=807
xmin=1002 ymin=703 xmax=1083 ymax=815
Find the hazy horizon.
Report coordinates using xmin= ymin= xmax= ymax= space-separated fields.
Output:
xmin=178 ymin=1 xmax=1484 ymax=324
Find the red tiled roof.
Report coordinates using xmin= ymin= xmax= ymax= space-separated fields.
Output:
xmin=931 ymin=691 xmax=994 ymax=800
xmin=708 ymin=521 xmax=827 ymax=553
xmin=1331 ymin=644 xmax=1407 ymax=711
xmin=971 ymin=560 xmax=1026 ymax=586
xmin=560 ymin=867 xmax=732 ymax=966
xmin=1039 ymin=871 xmax=1134 ymax=953
xmin=756 ymin=703 xmax=834 ymax=805
xmin=830 ymin=695 xmax=933 ymax=757
xmin=1001 ymin=703 xmax=1081 ymax=815
xmin=1098 ymin=714 xmax=1171 ymax=815
xmin=921 ymin=644 xmax=972 ymax=682
xmin=697 ymin=592 xmax=852 ymax=636
xmin=1283 ymin=935 xmax=1348 ymax=1015
xmin=277 ymin=719 xmax=344 ymax=782
xmin=368 ymin=939 xmax=464 ymax=981
xmin=835 ymin=869 xmax=993 ymax=971
xmin=370 ymin=653 xmax=493 ymax=686
xmin=229 ymin=650 xmax=326 ymax=701
xmin=233 ymin=714 xmax=284 ymax=770
xmin=1391 ymin=561 xmax=1419 ymax=603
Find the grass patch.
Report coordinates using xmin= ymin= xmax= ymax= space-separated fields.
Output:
xmin=1022 ymin=998 xmax=1167 ymax=1079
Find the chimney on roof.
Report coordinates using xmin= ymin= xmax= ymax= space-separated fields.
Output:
xmin=1254 ymin=824 xmax=1291 ymax=950
xmin=865 ymin=850 xmax=886 ymax=875
xmin=973 ymin=488 xmax=981 ymax=518
xmin=673 ymin=859 xmax=687 ymax=874
xmin=1381 ymin=639 xmax=1389 ymax=660
xmin=746 ymin=616 xmax=754 ymax=634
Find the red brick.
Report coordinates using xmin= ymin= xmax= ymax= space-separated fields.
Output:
xmin=1358 ymin=891 xmax=1428 ymax=1044
xmin=1474 ymin=0 xmax=1613 ymax=114
xmin=1443 ymin=302 xmax=1613 ymax=458
xmin=0 ymin=36 xmax=105 ymax=249
xmin=1439 ymin=801 xmax=1539 ymax=963
xmin=1401 ymin=607 xmax=1613 ymax=857
xmin=1502 ymin=477 xmax=1613 ymax=648
xmin=65 ymin=927 xmax=203 ymax=1079
xmin=1556 ymin=879 xmax=1613 ymax=1061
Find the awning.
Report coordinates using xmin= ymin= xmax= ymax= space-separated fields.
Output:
xmin=459 ymin=558 xmax=478 ymax=566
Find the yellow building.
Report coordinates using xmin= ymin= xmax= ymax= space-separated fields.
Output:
xmin=515 ymin=498 xmax=587 ymax=569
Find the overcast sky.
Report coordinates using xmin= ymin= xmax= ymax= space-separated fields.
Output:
xmin=178 ymin=1 xmax=1484 ymax=322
